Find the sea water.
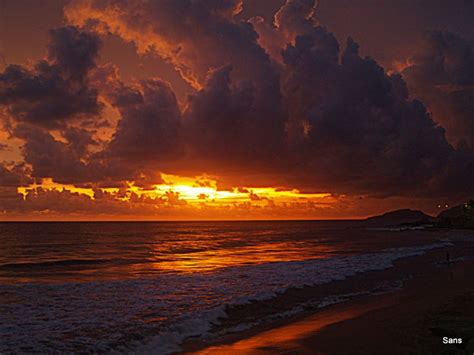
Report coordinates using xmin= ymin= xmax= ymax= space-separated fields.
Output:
xmin=0 ymin=221 xmax=454 ymax=353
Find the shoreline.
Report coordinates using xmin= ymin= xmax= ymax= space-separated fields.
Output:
xmin=182 ymin=235 xmax=474 ymax=354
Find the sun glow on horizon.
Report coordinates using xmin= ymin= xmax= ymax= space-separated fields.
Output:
xmin=16 ymin=174 xmax=335 ymax=209
xmin=18 ymin=178 xmax=96 ymax=199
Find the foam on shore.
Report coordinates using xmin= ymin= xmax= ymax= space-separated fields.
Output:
xmin=135 ymin=241 xmax=452 ymax=354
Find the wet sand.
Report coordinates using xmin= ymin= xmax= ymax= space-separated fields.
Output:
xmin=184 ymin=236 xmax=474 ymax=354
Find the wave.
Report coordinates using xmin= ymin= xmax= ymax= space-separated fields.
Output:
xmin=0 ymin=258 xmax=149 ymax=270
xmin=134 ymin=240 xmax=452 ymax=354
xmin=367 ymin=225 xmax=429 ymax=231
xmin=0 ymin=240 xmax=453 ymax=354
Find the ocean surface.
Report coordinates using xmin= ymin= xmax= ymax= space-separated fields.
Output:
xmin=0 ymin=221 xmax=456 ymax=353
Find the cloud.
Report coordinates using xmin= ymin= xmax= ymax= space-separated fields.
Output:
xmin=3 ymin=0 xmax=474 ymax=219
xmin=55 ymin=0 xmax=474 ymax=200
xmin=13 ymin=124 xmax=99 ymax=184
xmin=275 ymin=0 xmax=319 ymax=42
xmin=279 ymin=27 xmax=474 ymax=198
xmin=0 ymin=163 xmax=31 ymax=214
xmin=65 ymin=0 xmax=275 ymax=87
xmin=0 ymin=26 xmax=102 ymax=128
xmin=48 ymin=26 xmax=102 ymax=81
xmin=249 ymin=191 xmax=266 ymax=201
xmin=11 ymin=123 xmax=157 ymax=187
xmin=65 ymin=0 xmax=287 ymax=170
xmin=0 ymin=185 xmax=277 ymax=219
xmin=402 ymin=31 xmax=474 ymax=148
xmin=183 ymin=65 xmax=285 ymax=170
xmin=0 ymin=164 xmax=21 ymax=187
xmin=106 ymin=79 xmax=182 ymax=162
xmin=309 ymin=0 xmax=474 ymax=69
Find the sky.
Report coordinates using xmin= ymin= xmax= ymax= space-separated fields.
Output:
xmin=0 ymin=0 xmax=473 ymax=220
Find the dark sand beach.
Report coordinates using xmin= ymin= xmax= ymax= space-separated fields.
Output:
xmin=185 ymin=234 xmax=474 ymax=355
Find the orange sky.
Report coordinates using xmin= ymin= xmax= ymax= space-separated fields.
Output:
xmin=1 ymin=0 xmax=473 ymax=220
xmin=4 ymin=173 xmax=454 ymax=221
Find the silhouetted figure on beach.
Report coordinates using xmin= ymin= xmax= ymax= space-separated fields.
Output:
xmin=446 ymin=251 xmax=451 ymax=266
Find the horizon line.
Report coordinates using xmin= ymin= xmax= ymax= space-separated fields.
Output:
xmin=0 ymin=218 xmax=365 ymax=223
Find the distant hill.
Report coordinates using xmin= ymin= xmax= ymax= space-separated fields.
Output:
xmin=365 ymin=209 xmax=435 ymax=228
xmin=438 ymin=200 xmax=474 ymax=228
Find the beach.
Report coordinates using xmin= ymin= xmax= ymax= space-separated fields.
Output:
xmin=1 ymin=222 xmax=473 ymax=353
xmin=184 ymin=237 xmax=474 ymax=355
xmin=3 ymin=1 xmax=474 ymax=353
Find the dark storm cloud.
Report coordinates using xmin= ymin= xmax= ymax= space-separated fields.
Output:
xmin=184 ymin=65 xmax=285 ymax=168
xmin=0 ymin=164 xmax=21 ymax=187
xmin=61 ymin=127 xmax=98 ymax=156
xmin=48 ymin=26 xmax=101 ymax=81
xmin=0 ymin=26 xmax=101 ymax=128
xmin=310 ymin=0 xmax=474 ymax=68
xmin=0 ymin=163 xmax=31 ymax=207
xmin=279 ymin=24 xmax=474 ymax=198
xmin=13 ymin=124 xmax=98 ymax=184
xmin=61 ymin=0 xmax=474 ymax=199
xmin=11 ymin=123 xmax=150 ymax=187
xmin=402 ymin=31 xmax=474 ymax=148
xmin=65 ymin=0 xmax=287 ymax=146
xmin=6 ymin=76 xmax=183 ymax=186
xmin=247 ymin=0 xmax=474 ymax=199
xmin=66 ymin=0 xmax=274 ymax=85
xmin=3 ymin=0 xmax=472 ymax=205
xmin=79 ymin=0 xmax=288 ymax=172
xmin=1 ymin=187 xmax=161 ymax=216
xmin=275 ymin=0 xmax=318 ymax=41
xmin=105 ymin=78 xmax=182 ymax=161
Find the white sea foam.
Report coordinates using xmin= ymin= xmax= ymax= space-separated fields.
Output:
xmin=133 ymin=241 xmax=452 ymax=354
xmin=0 ymin=241 xmax=453 ymax=354
xmin=367 ymin=225 xmax=429 ymax=231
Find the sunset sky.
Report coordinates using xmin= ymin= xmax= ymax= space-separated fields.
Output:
xmin=1 ymin=0 xmax=473 ymax=220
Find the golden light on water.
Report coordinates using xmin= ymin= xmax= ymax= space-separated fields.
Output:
xmin=149 ymin=242 xmax=337 ymax=273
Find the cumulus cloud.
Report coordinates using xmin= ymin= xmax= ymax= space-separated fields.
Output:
xmin=0 ymin=163 xmax=30 ymax=213
xmin=65 ymin=0 xmax=276 ymax=88
xmin=65 ymin=0 xmax=286 ymax=165
xmin=275 ymin=0 xmax=319 ymax=43
xmin=232 ymin=2 xmax=474 ymax=199
xmin=65 ymin=0 xmax=287 ymax=173
xmin=0 ymin=164 xmax=21 ymax=187
xmin=13 ymin=124 xmax=99 ymax=184
xmin=0 ymin=26 xmax=102 ymax=128
xmin=307 ymin=0 xmax=474 ymax=69
xmin=36 ymin=0 xmax=474 ymax=200
xmin=11 ymin=123 xmax=158 ymax=187
xmin=0 ymin=185 xmax=334 ymax=220
xmin=184 ymin=65 xmax=285 ymax=169
xmin=280 ymin=31 xmax=469 ymax=197
xmin=106 ymin=79 xmax=182 ymax=161
xmin=402 ymin=31 xmax=474 ymax=148
xmin=2 ymin=0 xmax=474 ymax=218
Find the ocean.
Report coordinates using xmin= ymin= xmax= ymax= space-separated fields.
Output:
xmin=0 ymin=221 xmax=456 ymax=353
